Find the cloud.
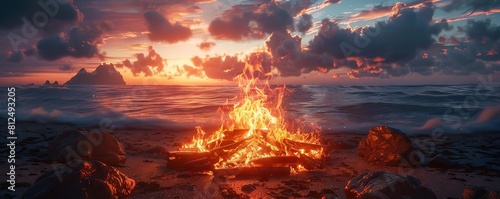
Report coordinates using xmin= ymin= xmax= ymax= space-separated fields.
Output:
xmin=296 ymin=14 xmax=313 ymax=33
xmin=0 ymin=0 xmax=83 ymax=30
xmin=191 ymin=56 xmax=203 ymax=67
xmin=143 ymin=10 xmax=192 ymax=43
xmin=182 ymin=65 xmax=204 ymax=78
xmin=208 ymin=3 xmax=294 ymax=40
xmin=265 ymin=30 xmax=333 ymax=77
xmin=259 ymin=2 xmax=500 ymax=79
xmin=197 ymin=41 xmax=216 ymax=51
xmin=59 ymin=64 xmax=74 ymax=71
xmin=188 ymin=52 xmax=273 ymax=80
xmin=36 ymin=22 xmax=111 ymax=61
xmin=7 ymin=51 xmax=25 ymax=63
xmin=345 ymin=0 xmax=432 ymax=23
xmin=443 ymin=0 xmax=500 ymax=13
xmin=117 ymin=46 xmax=165 ymax=77
xmin=465 ymin=19 xmax=500 ymax=43
xmin=308 ymin=3 xmax=448 ymax=62
xmin=198 ymin=55 xmax=245 ymax=80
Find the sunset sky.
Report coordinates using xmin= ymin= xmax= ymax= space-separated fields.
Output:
xmin=0 ymin=0 xmax=499 ymax=85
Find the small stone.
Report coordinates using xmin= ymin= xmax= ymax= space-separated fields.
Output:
xmin=241 ymin=184 xmax=257 ymax=193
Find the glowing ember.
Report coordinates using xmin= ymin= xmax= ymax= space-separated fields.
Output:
xmin=174 ymin=63 xmax=327 ymax=173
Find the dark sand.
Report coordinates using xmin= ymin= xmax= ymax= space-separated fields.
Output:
xmin=1 ymin=122 xmax=499 ymax=198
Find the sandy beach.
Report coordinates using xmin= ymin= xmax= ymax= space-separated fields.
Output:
xmin=1 ymin=122 xmax=499 ymax=198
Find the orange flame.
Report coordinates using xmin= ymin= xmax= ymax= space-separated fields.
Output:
xmin=182 ymin=62 xmax=322 ymax=169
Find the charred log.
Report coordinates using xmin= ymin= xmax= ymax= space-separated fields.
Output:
xmin=213 ymin=167 xmax=291 ymax=177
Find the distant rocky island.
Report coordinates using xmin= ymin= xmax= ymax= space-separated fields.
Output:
xmin=42 ymin=80 xmax=59 ymax=86
xmin=65 ymin=63 xmax=126 ymax=85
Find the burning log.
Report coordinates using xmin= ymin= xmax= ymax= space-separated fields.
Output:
xmin=210 ymin=138 xmax=250 ymax=156
xmin=298 ymin=154 xmax=323 ymax=170
xmin=249 ymin=156 xmax=299 ymax=167
xmin=213 ymin=167 xmax=291 ymax=177
xmin=222 ymin=129 xmax=249 ymax=140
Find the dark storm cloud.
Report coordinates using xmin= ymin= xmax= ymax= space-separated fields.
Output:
xmin=346 ymin=0 xmax=431 ymax=22
xmin=296 ymin=14 xmax=313 ymax=34
xmin=59 ymin=64 xmax=74 ymax=71
xmin=443 ymin=0 xmax=500 ymax=13
xmin=221 ymin=0 xmax=316 ymax=18
xmin=143 ymin=10 xmax=192 ymax=43
xmin=308 ymin=3 xmax=448 ymax=62
xmin=208 ymin=3 xmax=294 ymax=40
xmin=0 ymin=0 xmax=83 ymax=30
xmin=129 ymin=0 xmax=213 ymax=10
xmin=197 ymin=41 xmax=216 ymax=51
xmin=265 ymin=31 xmax=333 ymax=77
xmin=7 ymin=51 xmax=25 ymax=63
xmin=37 ymin=22 xmax=111 ymax=61
xmin=118 ymin=46 xmax=165 ymax=77
xmin=465 ymin=19 xmax=500 ymax=43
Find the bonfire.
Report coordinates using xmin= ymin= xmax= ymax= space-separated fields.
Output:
xmin=168 ymin=63 xmax=330 ymax=177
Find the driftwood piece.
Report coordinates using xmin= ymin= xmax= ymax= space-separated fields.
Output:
xmin=223 ymin=129 xmax=249 ymax=140
xmin=178 ymin=148 xmax=200 ymax=152
xmin=213 ymin=167 xmax=291 ymax=177
xmin=298 ymin=154 xmax=323 ymax=170
xmin=210 ymin=138 xmax=250 ymax=156
xmin=168 ymin=151 xmax=210 ymax=160
xmin=249 ymin=156 xmax=299 ymax=166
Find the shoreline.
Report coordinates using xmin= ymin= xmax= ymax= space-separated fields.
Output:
xmin=1 ymin=122 xmax=499 ymax=198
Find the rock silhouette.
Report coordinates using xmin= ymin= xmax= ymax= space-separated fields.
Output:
xmin=65 ymin=63 xmax=126 ymax=85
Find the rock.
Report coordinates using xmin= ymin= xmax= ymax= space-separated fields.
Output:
xmin=463 ymin=187 xmax=500 ymax=199
xmin=65 ymin=63 xmax=126 ymax=85
xmin=23 ymin=160 xmax=135 ymax=199
xmin=241 ymin=184 xmax=257 ymax=193
xmin=43 ymin=80 xmax=51 ymax=85
xmin=48 ymin=130 xmax=127 ymax=166
xmin=428 ymin=154 xmax=453 ymax=169
xmin=357 ymin=126 xmax=414 ymax=166
xmin=345 ymin=171 xmax=437 ymax=199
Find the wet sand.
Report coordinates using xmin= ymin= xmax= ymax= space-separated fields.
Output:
xmin=1 ymin=122 xmax=499 ymax=198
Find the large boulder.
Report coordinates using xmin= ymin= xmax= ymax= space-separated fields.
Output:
xmin=357 ymin=126 xmax=414 ymax=166
xmin=463 ymin=187 xmax=500 ymax=199
xmin=345 ymin=171 xmax=436 ymax=199
xmin=48 ymin=130 xmax=127 ymax=166
xmin=23 ymin=160 xmax=136 ymax=199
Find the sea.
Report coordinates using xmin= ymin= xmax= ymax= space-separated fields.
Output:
xmin=1 ymin=84 xmax=499 ymax=135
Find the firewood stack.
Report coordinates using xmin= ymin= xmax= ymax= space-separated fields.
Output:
xmin=167 ymin=129 xmax=330 ymax=177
